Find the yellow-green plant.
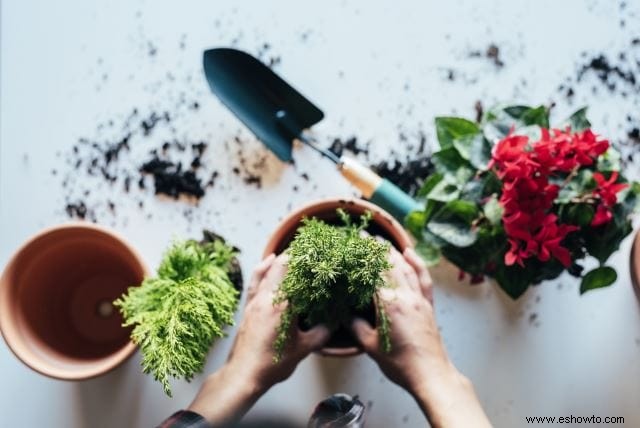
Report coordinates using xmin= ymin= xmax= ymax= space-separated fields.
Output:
xmin=274 ymin=210 xmax=392 ymax=361
xmin=115 ymin=235 xmax=240 ymax=396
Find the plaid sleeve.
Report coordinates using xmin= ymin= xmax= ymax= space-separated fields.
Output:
xmin=157 ymin=410 xmax=211 ymax=428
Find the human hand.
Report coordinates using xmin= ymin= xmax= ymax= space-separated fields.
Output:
xmin=351 ymin=246 xmax=491 ymax=428
xmin=351 ymin=245 xmax=448 ymax=394
xmin=226 ymin=253 xmax=330 ymax=390
xmin=189 ymin=254 xmax=330 ymax=425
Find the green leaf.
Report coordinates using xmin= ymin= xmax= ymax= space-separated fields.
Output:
xmin=520 ymin=105 xmax=549 ymax=128
xmin=562 ymin=107 xmax=591 ymax=132
xmin=435 ymin=200 xmax=479 ymax=223
xmin=622 ymin=181 xmax=640 ymax=212
xmin=584 ymin=205 xmax=633 ymax=264
xmin=459 ymin=179 xmax=484 ymax=201
xmin=483 ymin=195 xmax=503 ymax=225
xmin=556 ymin=187 xmax=579 ymax=204
xmin=415 ymin=240 xmax=441 ymax=266
xmin=494 ymin=263 xmax=531 ymax=299
xmin=566 ymin=204 xmax=594 ymax=226
xmin=431 ymin=147 xmax=471 ymax=175
xmin=481 ymin=171 xmax=502 ymax=196
xmin=483 ymin=105 xmax=548 ymax=143
xmin=502 ymin=105 xmax=531 ymax=119
xmin=427 ymin=179 xmax=460 ymax=202
xmin=580 ymin=266 xmax=617 ymax=294
xmin=417 ymin=173 xmax=444 ymax=198
xmin=597 ymin=148 xmax=621 ymax=172
xmin=435 ymin=117 xmax=480 ymax=149
xmin=453 ymin=134 xmax=492 ymax=170
xmin=511 ymin=125 xmax=542 ymax=141
xmin=405 ymin=210 xmax=427 ymax=237
xmin=555 ymin=169 xmax=593 ymax=204
xmin=427 ymin=200 xmax=479 ymax=247
xmin=440 ymin=223 xmax=506 ymax=277
xmin=427 ymin=221 xmax=477 ymax=247
xmin=422 ymin=199 xmax=441 ymax=224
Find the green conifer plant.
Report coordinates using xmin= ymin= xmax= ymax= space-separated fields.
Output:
xmin=114 ymin=232 xmax=241 ymax=396
xmin=273 ymin=209 xmax=392 ymax=361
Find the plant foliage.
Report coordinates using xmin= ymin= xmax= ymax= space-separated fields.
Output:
xmin=408 ymin=105 xmax=639 ymax=298
xmin=114 ymin=235 xmax=240 ymax=396
xmin=274 ymin=210 xmax=392 ymax=360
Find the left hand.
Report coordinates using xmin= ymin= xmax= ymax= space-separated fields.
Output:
xmin=227 ymin=253 xmax=330 ymax=389
xmin=188 ymin=253 xmax=330 ymax=424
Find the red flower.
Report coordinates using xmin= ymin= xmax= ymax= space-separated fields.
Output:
xmin=504 ymin=214 xmax=577 ymax=268
xmin=490 ymin=134 xmax=529 ymax=168
xmin=531 ymin=215 xmax=578 ymax=267
xmin=505 ymin=238 xmax=536 ymax=267
xmin=492 ymin=128 xmax=609 ymax=268
xmin=590 ymin=171 xmax=627 ymax=227
xmin=591 ymin=204 xmax=613 ymax=227
xmin=532 ymin=128 xmax=610 ymax=173
xmin=576 ymin=129 xmax=609 ymax=162
xmin=593 ymin=171 xmax=627 ymax=207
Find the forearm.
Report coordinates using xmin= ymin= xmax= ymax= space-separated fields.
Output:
xmin=411 ymin=363 xmax=492 ymax=428
xmin=187 ymin=363 xmax=265 ymax=425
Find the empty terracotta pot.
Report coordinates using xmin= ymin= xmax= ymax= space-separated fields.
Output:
xmin=0 ymin=223 xmax=148 ymax=380
xmin=262 ymin=198 xmax=413 ymax=357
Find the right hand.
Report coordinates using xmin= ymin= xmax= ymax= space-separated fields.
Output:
xmin=350 ymin=246 xmax=450 ymax=395
xmin=351 ymin=246 xmax=492 ymax=427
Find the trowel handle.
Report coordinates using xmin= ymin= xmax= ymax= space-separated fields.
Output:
xmin=338 ymin=156 xmax=421 ymax=222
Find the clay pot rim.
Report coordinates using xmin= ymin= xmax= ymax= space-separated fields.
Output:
xmin=262 ymin=197 xmax=414 ymax=357
xmin=0 ymin=221 xmax=150 ymax=381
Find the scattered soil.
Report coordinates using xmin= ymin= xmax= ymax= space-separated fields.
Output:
xmin=555 ymin=37 xmax=640 ymax=162
xmin=469 ymin=43 xmax=505 ymax=68
xmin=371 ymin=130 xmax=433 ymax=197
xmin=328 ymin=136 xmax=370 ymax=158
xmin=577 ymin=54 xmax=637 ymax=92
xmin=619 ymin=114 xmax=640 ymax=162
xmin=372 ymin=155 xmax=434 ymax=197
xmin=140 ymin=154 xmax=206 ymax=200
xmin=229 ymin=136 xmax=285 ymax=188
xmin=255 ymin=43 xmax=282 ymax=68
xmin=474 ymin=100 xmax=484 ymax=123
xmin=65 ymin=201 xmax=92 ymax=221
xmin=138 ymin=140 xmax=211 ymax=200
xmin=559 ymin=38 xmax=640 ymax=100
xmin=60 ymin=105 xmax=215 ymax=220
xmin=57 ymin=21 xmax=286 ymax=221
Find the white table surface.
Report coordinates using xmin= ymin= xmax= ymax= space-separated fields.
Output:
xmin=2 ymin=0 xmax=640 ymax=426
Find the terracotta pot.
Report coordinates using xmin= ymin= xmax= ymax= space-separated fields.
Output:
xmin=631 ymin=229 xmax=640 ymax=300
xmin=0 ymin=223 xmax=148 ymax=380
xmin=262 ymin=197 xmax=413 ymax=357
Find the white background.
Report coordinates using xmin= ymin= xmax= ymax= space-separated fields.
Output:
xmin=1 ymin=0 xmax=640 ymax=427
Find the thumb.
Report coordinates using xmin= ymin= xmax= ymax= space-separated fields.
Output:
xmin=351 ymin=317 xmax=380 ymax=354
xmin=297 ymin=324 xmax=331 ymax=354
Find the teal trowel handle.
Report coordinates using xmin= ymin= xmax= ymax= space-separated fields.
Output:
xmin=338 ymin=157 xmax=421 ymax=221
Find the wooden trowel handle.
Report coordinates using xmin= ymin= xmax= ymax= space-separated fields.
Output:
xmin=338 ymin=156 xmax=420 ymax=221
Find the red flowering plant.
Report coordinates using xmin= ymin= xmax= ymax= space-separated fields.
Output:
xmin=407 ymin=105 xmax=640 ymax=298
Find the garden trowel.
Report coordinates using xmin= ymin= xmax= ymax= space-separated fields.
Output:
xmin=202 ymin=47 xmax=420 ymax=221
